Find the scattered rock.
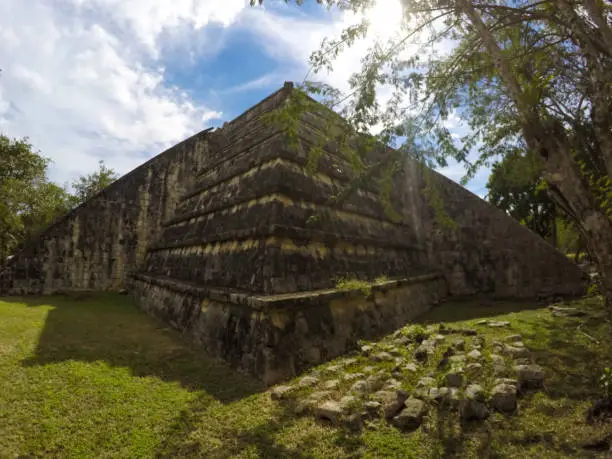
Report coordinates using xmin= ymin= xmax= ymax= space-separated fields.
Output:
xmin=473 ymin=336 xmax=485 ymax=347
xmin=364 ymin=400 xmax=382 ymax=416
xmin=490 ymin=383 xmax=518 ymax=413
xmin=414 ymin=376 xmax=437 ymax=399
xmin=373 ymin=352 xmax=394 ymax=362
xmin=504 ymin=334 xmax=522 ymax=343
xmin=392 ymin=398 xmax=428 ymax=431
xmin=389 ymin=347 xmax=403 ymax=357
xmin=344 ymin=372 xmax=365 ymax=382
xmin=315 ymin=400 xmax=343 ymax=424
xmin=514 ymin=364 xmax=545 ymax=388
xmin=339 ymin=395 xmax=358 ymax=414
xmin=350 ymin=380 xmax=370 ymax=395
xmin=428 ymin=386 xmax=449 ymax=401
xmin=488 ymin=321 xmax=511 ymax=328
xmin=404 ymin=363 xmax=418 ymax=372
xmin=344 ymin=412 xmax=362 ymax=431
xmin=323 ymin=379 xmax=341 ymax=390
xmin=494 ymin=377 xmax=519 ymax=389
xmin=466 ymin=362 xmax=483 ymax=376
xmin=414 ymin=342 xmax=434 ymax=362
xmin=466 ymin=384 xmax=486 ymax=402
xmin=296 ymin=391 xmax=333 ymax=414
xmin=270 ymin=385 xmax=293 ymax=401
xmin=449 ymin=354 xmax=467 ymax=365
xmin=395 ymin=336 xmax=410 ymax=346
xmin=445 ymin=370 xmax=464 ymax=388
xmin=439 ymin=327 xmax=478 ymax=336
xmin=324 ymin=365 xmax=341 ymax=374
xmin=308 ymin=391 xmax=332 ymax=402
xmin=460 ymin=384 xmax=489 ymax=420
xmin=453 ymin=339 xmax=466 ymax=351
xmin=361 ymin=345 xmax=374 ymax=355
xmin=431 ymin=334 xmax=446 ymax=344
xmin=417 ymin=376 xmax=437 ymax=388
xmin=371 ymin=390 xmax=409 ymax=418
xmin=383 ymin=378 xmax=402 ymax=390
xmin=476 ymin=319 xmax=489 ymax=325
xmin=363 ymin=366 xmax=376 ymax=374
xmin=298 ymin=376 xmax=319 ymax=388
xmin=503 ymin=344 xmax=531 ymax=358
xmin=343 ymin=358 xmax=358 ymax=366
xmin=366 ymin=374 xmax=387 ymax=392
xmin=467 ymin=349 xmax=482 ymax=361
xmin=549 ymin=306 xmax=587 ymax=317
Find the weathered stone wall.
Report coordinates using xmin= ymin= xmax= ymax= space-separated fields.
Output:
xmin=0 ymin=130 xmax=211 ymax=295
xmin=394 ymin=159 xmax=586 ymax=299
xmin=130 ymin=273 xmax=447 ymax=385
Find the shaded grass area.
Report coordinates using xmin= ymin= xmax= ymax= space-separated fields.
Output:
xmin=0 ymin=292 xmax=611 ymax=457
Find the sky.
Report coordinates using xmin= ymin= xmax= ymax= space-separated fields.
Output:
xmin=0 ymin=0 xmax=490 ymax=197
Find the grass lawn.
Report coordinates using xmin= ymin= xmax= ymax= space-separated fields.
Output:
xmin=0 ymin=292 xmax=610 ymax=458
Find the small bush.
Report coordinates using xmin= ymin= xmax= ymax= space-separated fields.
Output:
xmin=336 ymin=277 xmax=372 ymax=296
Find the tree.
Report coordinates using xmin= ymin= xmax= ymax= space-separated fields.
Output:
xmin=486 ymin=149 xmax=557 ymax=245
xmin=252 ymin=0 xmax=612 ymax=306
xmin=0 ymin=135 xmax=72 ymax=262
xmin=70 ymin=160 xmax=119 ymax=206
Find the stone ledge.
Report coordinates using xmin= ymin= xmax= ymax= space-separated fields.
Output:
xmin=148 ymin=224 xmax=425 ymax=253
xmin=132 ymin=272 xmax=443 ymax=311
xmin=130 ymin=271 xmax=448 ymax=385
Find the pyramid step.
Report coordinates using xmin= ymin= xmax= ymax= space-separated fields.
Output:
xmin=130 ymin=272 xmax=447 ymax=385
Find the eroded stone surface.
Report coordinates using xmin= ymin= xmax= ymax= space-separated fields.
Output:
xmin=299 ymin=376 xmax=319 ymax=388
xmin=392 ymin=398 xmax=428 ymax=431
xmin=271 ymin=385 xmax=294 ymax=401
xmin=323 ymin=379 xmax=341 ymax=390
xmin=490 ymin=384 xmax=518 ymax=413
xmin=445 ymin=370 xmax=464 ymax=388
xmin=514 ymin=364 xmax=545 ymax=388
xmin=372 ymin=390 xmax=409 ymax=419
xmin=315 ymin=401 xmax=343 ymax=423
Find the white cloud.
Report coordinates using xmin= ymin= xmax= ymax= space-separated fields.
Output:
xmin=69 ymin=0 xmax=248 ymax=57
xmin=0 ymin=0 xmax=232 ymax=186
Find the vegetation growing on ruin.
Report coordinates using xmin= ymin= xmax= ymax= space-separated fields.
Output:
xmin=253 ymin=0 xmax=612 ymax=307
xmin=1 ymin=292 xmax=610 ymax=457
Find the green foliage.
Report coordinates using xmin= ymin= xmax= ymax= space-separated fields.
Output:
xmin=0 ymin=135 xmax=72 ymax=262
xmin=0 ymin=136 xmax=122 ymax=262
xmin=70 ymin=160 xmax=119 ymax=206
xmin=487 ymin=149 xmax=557 ymax=243
xmin=335 ymin=277 xmax=372 ymax=296
xmin=253 ymin=0 xmax=612 ymax=305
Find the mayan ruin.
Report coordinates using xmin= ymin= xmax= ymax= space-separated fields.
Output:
xmin=0 ymin=83 xmax=586 ymax=385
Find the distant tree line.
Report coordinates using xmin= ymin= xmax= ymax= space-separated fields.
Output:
xmin=486 ymin=150 xmax=587 ymax=262
xmin=0 ymin=134 xmax=119 ymax=263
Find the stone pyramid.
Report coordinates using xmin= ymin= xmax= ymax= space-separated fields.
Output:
xmin=1 ymin=83 xmax=585 ymax=385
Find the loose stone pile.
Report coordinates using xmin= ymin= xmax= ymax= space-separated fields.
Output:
xmin=269 ymin=322 xmax=546 ymax=432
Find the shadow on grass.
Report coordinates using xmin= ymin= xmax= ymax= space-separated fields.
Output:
xmin=414 ymin=297 xmax=548 ymax=324
xmin=4 ymin=292 xmax=264 ymax=403
xmin=157 ymin=396 xmax=323 ymax=458
xmin=521 ymin=311 xmax=612 ymax=401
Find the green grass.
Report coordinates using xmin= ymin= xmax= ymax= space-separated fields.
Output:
xmin=0 ymin=292 xmax=611 ymax=458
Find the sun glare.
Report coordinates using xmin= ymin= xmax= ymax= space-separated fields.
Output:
xmin=366 ymin=0 xmax=404 ymax=41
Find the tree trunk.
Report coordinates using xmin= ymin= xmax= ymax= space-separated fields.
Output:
xmin=457 ymin=0 xmax=612 ymax=306
xmin=535 ymin=124 xmax=612 ymax=306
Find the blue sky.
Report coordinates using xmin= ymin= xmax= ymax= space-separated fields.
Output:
xmin=0 ymin=0 xmax=490 ymax=197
